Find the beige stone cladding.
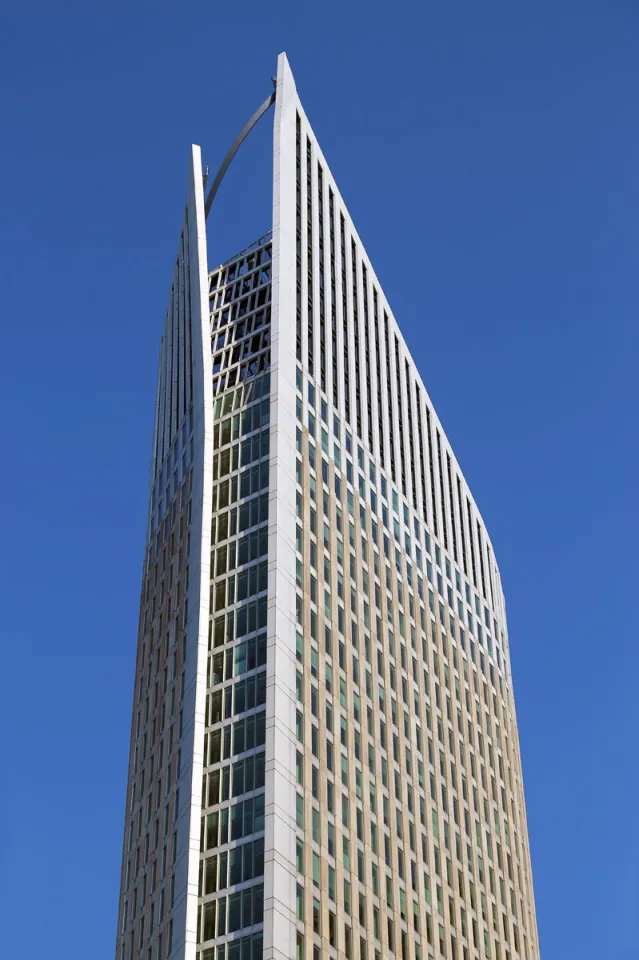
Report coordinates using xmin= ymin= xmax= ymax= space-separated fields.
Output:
xmin=291 ymin=406 xmax=538 ymax=960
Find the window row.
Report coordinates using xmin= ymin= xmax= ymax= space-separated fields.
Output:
xmin=209 ymin=238 xmax=271 ymax=291
xmin=199 ymin=931 xmax=263 ymax=960
xmin=211 ymin=429 xmax=269 ymax=482
xmin=211 ymin=494 xmax=269 ymax=550
xmin=212 ymin=281 xmax=270 ymax=330
xmin=211 ymin=560 xmax=268 ymax=615
xmin=214 ymin=263 xmax=270 ymax=304
xmin=210 ymin=592 xmax=268 ymax=650
xmin=211 ymin=263 xmax=271 ymax=311
xmin=203 ymin=751 xmax=266 ymax=809
xmin=201 ymin=793 xmax=266 ymax=852
xmin=212 ymin=463 xmax=270 ymax=523
xmin=208 ymin=632 xmax=268 ymax=687
xmin=213 ymin=351 xmax=271 ymax=398
xmin=201 ymin=837 xmax=265 ymax=895
xmin=212 ymin=328 xmax=271 ymax=377
xmin=211 ymin=522 xmax=269 ymax=581
xmin=205 ymin=711 xmax=267 ymax=766
xmin=213 ymin=307 xmax=271 ymax=356
xmin=206 ymin=671 xmax=267 ymax=726
xmin=213 ymin=398 xmax=270 ymax=451
xmin=213 ymin=372 xmax=270 ymax=422
xmin=199 ymin=882 xmax=264 ymax=942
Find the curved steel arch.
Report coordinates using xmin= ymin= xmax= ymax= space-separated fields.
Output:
xmin=204 ymin=91 xmax=276 ymax=219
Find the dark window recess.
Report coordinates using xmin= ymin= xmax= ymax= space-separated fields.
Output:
xmin=477 ymin=520 xmax=487 ymax=600
xmin=394 ymin=335 xmax=407 ymax=497
xmin=351 ymin=240 xmax=362 ymax=440
xmin=415 ymin=384 xmax=428 ymax=528
xmin=446 ymin=452 xmax=458 ymax=565
xmin=404 ymin=359 xmax=417 ymax=510
xmin=467 ymin=498 xmax=477 ymax=588
xmin=232 ymin=710 xmax=266 ymax=756
xmin=436 ymin=430 xmax=448 ymax=552
xmin=295 ymin=114 xmax=302 ymax=362
xmin=456 ymin=475 xmax=468 ymax=577
xmin=373 ymin=290 xmax=385 ymax=470
xmin=318 ymin=162 xmax=326 ymax=394
xmin=306 ymin=136 xmax=314 ymax=378
xmin=232 ymin=752 xmax=266 ymax=798
xmin=205 ymin=670 xmax=266 ymax=726
xmin=486 ymin=542 xmax=495 ymax=605
xmin=329 ymin=188 xmax=338 ymax=407
xmin=383 ymin=312 xmax=396 ymax=484
xmin=426 ymin=407 xmax=439 ymax=541
xmin=341 ymin=215 xmax=350 ymax=425
xmin=362 ymin=264 xmax=374 ymax=453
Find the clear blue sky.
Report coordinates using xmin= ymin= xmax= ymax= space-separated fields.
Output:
xmin=0 ymin=2 xmax=637 ymax=957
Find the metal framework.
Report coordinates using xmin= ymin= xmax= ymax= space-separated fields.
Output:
xmin=204 ymin=91 xmax=276 ymax=219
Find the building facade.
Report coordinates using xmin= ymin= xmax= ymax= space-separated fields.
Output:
xmin=116 ymin=52 xmax=539 ymax=960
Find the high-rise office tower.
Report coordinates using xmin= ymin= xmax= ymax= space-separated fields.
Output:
xmin=116 ymin=52 xmax=539 ymax=960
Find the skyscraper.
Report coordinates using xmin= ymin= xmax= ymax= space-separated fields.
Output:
xmin=116 ymin=52 xmax=539 ymax=960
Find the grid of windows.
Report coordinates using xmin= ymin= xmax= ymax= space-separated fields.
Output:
xmin=196 ymin=238 xmax=272 ymax=960
xmin=318 ymin=162 xmax=326 ymax=395
xmin=292 ymin=374 xmax=535 ymax=960
xmin=208 ymin=236 xmax=272 ymax=397
xmin=287 ymin=111 xmax=509 ymax=623
xmin=152 ymin=223 xmax=195 ymax=471
xmin=306 ymin=137 xmax=314 ymax=378
xmin=118 ymin=410 xmax=195 ymax=960
xmin=290 ymin=98 xmax=538 ymax=960
xmin=329 ymin=187 xmax=338 ymax=409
